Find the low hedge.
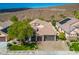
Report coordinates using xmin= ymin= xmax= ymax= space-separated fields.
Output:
xmin=8 ymin=43 xmax=38 ymax=50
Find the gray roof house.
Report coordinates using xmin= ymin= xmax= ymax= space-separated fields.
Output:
xmin=56 ymin=17 xmax=79 ymax=39
xmin=30 ymin=19 xmax=57 ymax=41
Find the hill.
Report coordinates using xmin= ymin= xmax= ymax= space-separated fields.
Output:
xmin=0 ymin=4 xmax=79 ymax=22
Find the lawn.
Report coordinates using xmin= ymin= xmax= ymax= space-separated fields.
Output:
xmin=70 ymin=42 xmax=79 ymax=51
xmin=8 ymin=43 xmax=38 ymax=50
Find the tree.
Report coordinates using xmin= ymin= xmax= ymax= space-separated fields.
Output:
xmin=59 ymin=14 xmax=67 ymax=19
xmin=11 ymin=15 xmax=18 ymax=22
xmin=38 ymin=16 xmax=44 ymax=20
xmin=73 ymin=10 xmax=79 ymax=19
xmin=8 ymin=19 xmax=34 ymax=42
xmin=8 ymin=22 xmax=18 ymax=40
xmin=51 ymin=15 xmax=56 ymax=26
xmin=58 ymin=32 xmax=66 ymax=40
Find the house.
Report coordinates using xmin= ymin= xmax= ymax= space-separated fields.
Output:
xmin=56 ymin=17 xmax=79 ymax=40
xmin=0 ymin=20 xmax=12 ymax=42
xmin=0 ymin=19 xmax=57 ymax=42
xmin=30 ymin=19 xmax=57 ymax=41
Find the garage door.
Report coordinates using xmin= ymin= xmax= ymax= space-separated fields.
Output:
xmin=0 ymin=37 xmax=6 ymax=42
xmin=44 ymin=35 xmax=55 ymax=41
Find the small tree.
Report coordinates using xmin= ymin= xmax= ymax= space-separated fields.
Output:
xmin=38 ymin=16 xmax=44 ymax=20
xmin=51 ymin=15 xmax=56 ymax=26
xmin=73 ymin=10 xmax=79 ymax=19
xmin=11 ymin=15 xmax=18 ymax=22
xmin=59 ymin=14 xmax=67 ymax=19
xmin=8 ymin=19 xmax=34 ymax=43
xmin=58 ymin=32 xmax=66 ymax=40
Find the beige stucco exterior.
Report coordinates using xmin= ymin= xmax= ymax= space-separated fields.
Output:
xmin=56 ymin=24 xmax=64 ymax=33
xmin=56 ymin=23 xmax=79 ymax=40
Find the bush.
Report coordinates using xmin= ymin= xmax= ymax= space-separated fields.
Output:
xmin=13 ymin=42 xmax=17 ymax=44
xmin=7 ymin=43 xmax=12 ymax=47
xmin=67 ymin=42 xmax=70 ymax=46
xmin=58 ymin=32 xmax=66 ymax=40
xmin=38 ymin=16 xmax=44 ymax=20
xmin=8 ymin=43 xmax=38 ymax=50
xmin=11 ymin=15 xmax=18 ymax=22
xmin=51 ymin=15 xmax=56 ymax=26
xmin=70 ymin=40 xmax=78 ymax=42
xmin=70 ymin=42 xmax=79 ymax=51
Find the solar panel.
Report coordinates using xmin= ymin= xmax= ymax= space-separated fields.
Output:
xmin=59 ymin=18 xmax=71 ymax=24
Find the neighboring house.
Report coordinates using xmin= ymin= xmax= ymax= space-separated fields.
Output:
xmin=30 ymin=19 xmax=57 ymax=41
xmin=56 ymin=17 xmax=79 ymax=40
xmin=0 ymin=20 xmax=12 ymax=42
xmin=0 ymin=21 xmax=10 ymax=53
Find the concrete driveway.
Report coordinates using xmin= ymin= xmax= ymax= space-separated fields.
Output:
xmin=0 ymin=42 xmax=7 ymax=54
xmin=38 ymin=41 xmax=69 ymax=51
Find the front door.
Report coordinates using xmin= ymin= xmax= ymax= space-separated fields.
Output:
xmin=37 ymin=36 xmax=42 ymax=41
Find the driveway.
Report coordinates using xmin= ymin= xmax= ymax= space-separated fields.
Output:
xmin=0 ymin=42 xmax=7 ymax=54
xmin=38 ymin=41 xmax=69 ymax=51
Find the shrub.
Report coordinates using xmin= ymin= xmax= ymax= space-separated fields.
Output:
xmin=7 ymin=43 xmax=12 ymax=47
xmin=8 ymin=43 xmax=38 ymax=50
xmin=58 ymin=32 xmax=66 ymax=40
xmin=67 ymin=42 xmax=70 ymax=46
xmin=51 ymin=15 xmax=56 ymax=26
xmin=13 ymin=42 xmax=17 ymax=44
xmin=70 ymin=42 xmax=79 ymax=51
xmin=11 ymin=15 xmax=18 ymax=22
xmin=38 ymin=16 xmax=44 ymax=20
xmin=70 ymin=40 xmax=78 ymax=42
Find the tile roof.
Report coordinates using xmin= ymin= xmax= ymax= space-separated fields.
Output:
xmin=0 ymin=20 xmax=12 ymax=33
xmin=1 ymin=20 xmax=12 ymax=29
xmin=57 ymin=17 xmax=79 ymax=33
xmin=30 ymin=19 xmax=57 ymax=36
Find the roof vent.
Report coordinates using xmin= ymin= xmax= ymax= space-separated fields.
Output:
xmin=34 ymin=22 xmax=40 ymax=26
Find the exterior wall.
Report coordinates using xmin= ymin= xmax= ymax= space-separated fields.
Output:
xmin=56 ymin=23 xmax=79 ymax=40
xmin=65 ymin=31 xmax=78 ymax=40
xmin=56 ymin=24 xmax=77 ymax=40
xmin=58 ymin=27 xmax=64 ymax=33
xmin=0 ymin=33 xmax=7 ymax=42
xmin=65 ymin=33 xmax=69 ymax=39
xmin=37 ymin=35 xmax=56 ymax=41
xmin=56 ymin=24 xmax=64 ymax=33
